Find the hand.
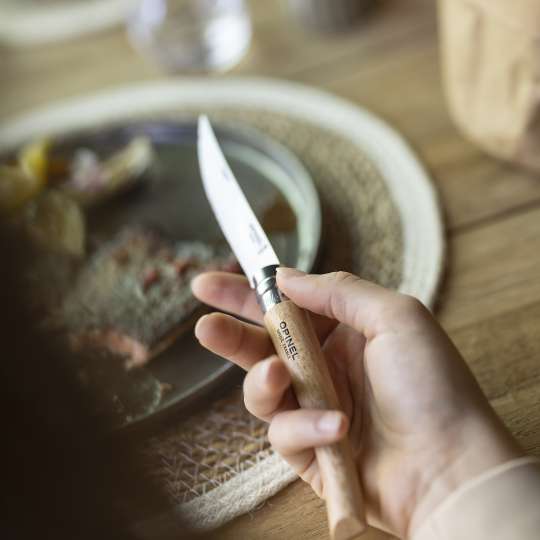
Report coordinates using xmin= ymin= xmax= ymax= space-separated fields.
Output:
xmin=191 ymin=269 xmax=523 ymax=538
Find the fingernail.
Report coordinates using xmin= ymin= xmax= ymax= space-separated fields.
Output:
xmin=276 ymin=267 xmax=306 ymax=279
xmin=194 ymin=315 xmax=209 ymax=341
xmin=317 ymin=411 xmax=343 ymax=434
xmin=190 ymin=274 xmax=203 ymax=293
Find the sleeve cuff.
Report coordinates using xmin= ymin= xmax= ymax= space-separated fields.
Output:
xmin=412 ymin=457 xmax=540 ymax=540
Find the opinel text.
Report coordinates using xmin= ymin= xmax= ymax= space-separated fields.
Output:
xmin=277 ymin=320 xmax=299 ymax=362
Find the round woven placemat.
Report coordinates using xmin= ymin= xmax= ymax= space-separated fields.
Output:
xmin=0 ymin=78 xmax=445 ymax=533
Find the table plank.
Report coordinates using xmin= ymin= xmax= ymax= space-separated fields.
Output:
xmin=454 ymin=302 xmax=540 ymax=407
xmin=493 ymin=385 xmax=540 ymax=456
xmin=439 ymin=206 xmax=540 ymax=329
xmin=240 ymin=0 xmax=434 ymax=81
xmin=218 ymin=479 xmax=395 ymax=540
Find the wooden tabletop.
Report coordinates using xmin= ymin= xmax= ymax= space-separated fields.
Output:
xmin=2 ymin=1 xmax=540 ymax=538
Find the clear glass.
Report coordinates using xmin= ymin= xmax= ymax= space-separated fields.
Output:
xmin=127 ymin=0 xmax=252 ymax=72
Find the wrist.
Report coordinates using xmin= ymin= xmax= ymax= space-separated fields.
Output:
xmin=407 ymin=413 xmax=524 ymax=537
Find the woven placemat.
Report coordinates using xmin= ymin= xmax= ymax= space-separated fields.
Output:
xmin=0 ymin=78 xmax=445 ymax=533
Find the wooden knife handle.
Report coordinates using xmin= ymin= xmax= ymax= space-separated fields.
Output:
xmin=264 ymin=300 xmax=366 ymax=540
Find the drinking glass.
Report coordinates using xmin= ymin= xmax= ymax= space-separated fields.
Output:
xmin=128 ymin=0 xmax=252 ymax=72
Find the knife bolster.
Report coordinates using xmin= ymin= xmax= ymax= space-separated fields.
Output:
xmin=253 ymin=264 xmax=283 ymax=313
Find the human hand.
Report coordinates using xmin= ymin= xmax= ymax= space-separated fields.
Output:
xmin=192 ymin=269 xmax=523 ymax=538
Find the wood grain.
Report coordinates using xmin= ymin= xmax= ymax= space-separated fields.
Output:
xmin=1 ymin=0 xmax=540 ymax=538
xmin=439 ymin=206 xmax=540 ymax=329
xmin=264 ymin=301 xmax=366 ymax=540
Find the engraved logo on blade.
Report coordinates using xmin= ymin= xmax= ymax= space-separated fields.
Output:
xmin=199 ymin=115 xmax=281 ymax=279
xmin=249 ymin=222 xmax=268 ymax=255
xmin=221 ymin=166 xmax=233 ymax=183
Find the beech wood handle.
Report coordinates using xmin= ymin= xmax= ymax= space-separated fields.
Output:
xmin=264 ymin=300 xmax=366 ymax=540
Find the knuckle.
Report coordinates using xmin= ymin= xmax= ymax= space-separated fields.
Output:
xmin=325 ymin=271 xmax=358 ymax=320
xmin=297 ymin=453 xmax=317 ymax=480
xmin=243 ymin=362 xmax=278 ymax=420
xmin=267 ymin=416 xmax=282 ymax=447
xmin=267 ymin=412 xmax=296 ymax=452
xmin=387 ymin=294 xmax=429 ymax=324
xmin=239 ymin=292 xmax=252 ymax=318
xmin=330 ymin=271 xmax=357 ymax=286
xmin=228 ymin=320 xmax=246 ymax=358
xmin=397 ymin=294 xmax=428 ymax=316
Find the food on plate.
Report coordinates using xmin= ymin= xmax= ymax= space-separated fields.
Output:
xmin=56 ymin=226 xmax=239 ymax=369
xmin=21 ymin=189 xmax=86 ymax=257
xmin=0 ymin=138 xmax=54 ymax=212
xmin=0 ymin=129 xmax=245 ymax=428
xmin=19 ymin=138 xmax=51 ymax=185
xmin=1 ymin=134 xmax=155 ymax=259
xmin=75 ymin=346 xmax=167 ymax=427
xmin=1 ymin=135 xmax=154 ymax=214
xmin=60 ymin=137 xmax=155 ymax=207
xmin=0 ymin=164 xmax=46 ymax=212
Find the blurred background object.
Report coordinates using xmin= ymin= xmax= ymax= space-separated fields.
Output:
xmin=438 ymin=0 xmax=540 ymax=172
xmin=127 ymin=0 xmax=252 ymax=72
xmin=286 ymin=0 xmax=375 ymax=33
xmin=0 ymin=0 xmax=138 ymax=46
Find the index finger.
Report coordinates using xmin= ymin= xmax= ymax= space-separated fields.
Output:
xmin=191 ymin=271 xmax=338 ymax=339
xmin=191 ymin=272 xmax=263 ymax=322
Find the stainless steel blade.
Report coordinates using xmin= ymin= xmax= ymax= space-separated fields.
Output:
xmin=197 ymin=115 xmax=280 ymax=286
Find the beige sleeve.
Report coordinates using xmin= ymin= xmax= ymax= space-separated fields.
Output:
xmin=412 ymin=457 xmax=540 ymax=540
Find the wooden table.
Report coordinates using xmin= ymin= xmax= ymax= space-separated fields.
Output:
xmin=2 ymin=1 xmax=539 ymax=538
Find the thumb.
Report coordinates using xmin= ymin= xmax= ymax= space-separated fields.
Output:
xmin=276 ymin=268 xmax=405 ymax=337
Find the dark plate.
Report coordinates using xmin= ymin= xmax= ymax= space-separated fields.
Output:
xmin=4 ymin=120 xmax=321 ymax=432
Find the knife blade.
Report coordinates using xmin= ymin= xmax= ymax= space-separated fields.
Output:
xmin=197 ymin=115 xmax=366 ymax=540
xmin=197 ymin=115 xmax=279 ymax=285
